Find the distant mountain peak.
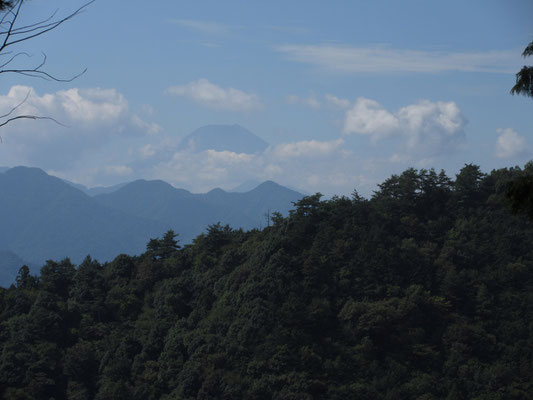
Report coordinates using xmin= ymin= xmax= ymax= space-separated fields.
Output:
xmin=6 ymin=166 xmax=48 ymax=177
xmin=178 ymin=124 xmax=269 ymax=154
xmin=230 ymin=180 xmax=261 ymax=193
xmin=207 ymin=187 xmax=226 ymax=195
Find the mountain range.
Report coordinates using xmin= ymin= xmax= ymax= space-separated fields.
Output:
xmin=0 ymin=166 xmax=302 ymax=286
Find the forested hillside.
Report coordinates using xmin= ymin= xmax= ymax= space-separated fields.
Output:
xmin=1 ymin=164 xmax=532 ymax=399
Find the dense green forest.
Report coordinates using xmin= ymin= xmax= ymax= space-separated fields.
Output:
xmin=1 ymin=164 xmax=533 ymax=399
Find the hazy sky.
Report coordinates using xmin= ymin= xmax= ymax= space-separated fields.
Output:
xmin=0 ymin=0 xmax=532 ymax=196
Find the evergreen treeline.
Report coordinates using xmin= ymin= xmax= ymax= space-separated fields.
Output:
xmin=1 ymin=164 xmax=533 ymax=399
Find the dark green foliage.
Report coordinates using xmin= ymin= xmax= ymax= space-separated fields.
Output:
xmin=511 ymin=40 xmax=533 ymax=98
xmin=147 ymin=230 xmax=181 ymax=260
xmin=1 ymin=165 xmax=533 ymax=399
xmin=505 ymin=162 xmax=533 ymax=219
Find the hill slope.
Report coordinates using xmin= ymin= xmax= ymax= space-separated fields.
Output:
xmin=94 ymin=179 xmax=303 ymax=243
xmin=0 ymin=250 xmax=32 ymax=287
xmin=0 ymin=165 xmax=532 ymax=399
xmin=0 ymin=167 xmax=167 ymax=266
xmin=0 ymin=168 xmax=302 ymax=282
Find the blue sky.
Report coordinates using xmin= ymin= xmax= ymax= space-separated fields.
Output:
xmin=0 ymin=0 xmax=531 ymax=196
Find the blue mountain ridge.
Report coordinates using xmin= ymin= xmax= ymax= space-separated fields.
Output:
xmin=0 ymin=167 xmax=303 ymax=287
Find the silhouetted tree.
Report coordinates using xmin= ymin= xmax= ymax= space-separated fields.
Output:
xmin=511 ymin=40 xmax=533 ymax=98
xmin=507 ymin=41 xmax=533 ymax=218
xmin=147 ymin=230 xmax=180 ymax=260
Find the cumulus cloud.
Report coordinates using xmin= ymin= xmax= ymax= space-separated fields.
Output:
xmin=166 ymin=79 xmax=261 ymax=111
xmin=59 ymin=88 xmax=128 ymax=123
xmin=286 ymin=94 xmax=321 ymax=109
xmin=144 ymin=137 xmax=356 ymax=195
xmin=495 ymin=128 xmax=529 ymax=159
xmin=139 ymin=144 xmax=157 ymax=159
xmin=36 ymin=127 xmax=411 ymax=198
xmin=0 ymin=86 xmax=129 ymax=128
xmin=150 ymin=150 xmax=255 ymax=190
xmin=344 ymin=98 xmax=399 ymax=139
xmin=276 ymin=44 xmax=520 ymax=74
xmin=343 ymin=98 xmax=467 ymax=154
xmin=131 ymin=114 xmax=162 ymax=134
xmin=272 ymin=138 xmax=344 ymax=158
xmin=0 ymin=86 xmax=160 ymax=135
xmin=325 ymin=94 xmax=350 ymax=109
xmin=205 ymin=149 xmax=254 ymax=164
xmin=0 ymin=85 xmax=159 ymax=171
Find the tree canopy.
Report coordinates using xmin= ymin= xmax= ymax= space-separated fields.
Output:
xmin=511 ymin=40 xmax=533 ymax=98
xmin=1 ymin=164 xmax=532 ymax=399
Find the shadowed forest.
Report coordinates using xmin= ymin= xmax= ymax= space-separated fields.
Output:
xmin=1 ymin=164 xmax=532 ymax=399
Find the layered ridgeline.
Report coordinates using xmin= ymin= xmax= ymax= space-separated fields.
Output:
xmin=1 ymin=165 xmax=532 ymax=399
xmin=0 ymin=167 xmax=302 ymax=286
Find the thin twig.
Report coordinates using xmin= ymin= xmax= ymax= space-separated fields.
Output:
xmin=3 ymin=0 xmax=95 ymax=49
xmin=8 ymin=9 xmax=58 ymax=35
xmin=0 ymin=115 xmax=67 ymax=142
xmin=0 ymin=88 xmax=30 ymax=119
xmin=0 ymin=115 xmax=67 ymax=129
xmin=0 ymin=52 xmax=87 ymax=81
xmin=0 ymin=50 xmax=29 ymax=68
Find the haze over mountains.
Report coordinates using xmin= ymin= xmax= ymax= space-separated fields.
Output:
xmin=177 ymin=124 xmax=269 ymax=154
xmin=0 ymin=166 xmax=302 ymax=286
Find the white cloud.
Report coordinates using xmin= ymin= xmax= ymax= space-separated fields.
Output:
xmin=344 ymin=98 xmax=399 ymax=139
xmin=0 ymin=86 xmax=160 ymax=172
xmin=325 ymin=94 xmax=350 ymax=109
xmin=166 ymin=79 xmax=261 ymax=111
xmin=286 ymin=94 xmax=321 ymax=109
xmin=273 ymin=138 xmax=344 ymax=158
xmin=343 ymin=98 xmax=466 ymax=154
xmin=139 ymin=144 xmax=157 ymax=159
xmin=131 ymin=114 xmax=162 ymax=134
xmin=495 ymin=128 xmax=529 ymax=159
xmin=59 ymin=88 xmax=128 ymax=123
xmin=143 ymin=136 xmax=356 ymax=194
xmin=0 ymin=86 xmax=129 ymax=128
xmin=0 ymin=86 xmax=161 ymax=135
xmin=276 ymin=44 xmax=520 ymax=74
xmin=205 ymin=149 xmax=254 ymax=164
xmin=39 ymin=128 xmax=415 ymax=198
xmin=397 ymin=100 xmax=466 ymax=150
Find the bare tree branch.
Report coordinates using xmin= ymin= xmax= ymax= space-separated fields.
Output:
xmin=0 ymin=115 xmax=66 ymax=142
xmin=0 ymin=50 xmax=29 ymax=68
xmin=0 ymin=87 xmax=29 ymax=119
xmin=0 ymin=0 xmax=20 ymax=53
xmin=0 ymin=0 xmax=95 ymax=50
xmin=6 ymin=9 xmax=58 ymax=35
xmin=0 ymin=52 xmax=87 ymax=81
xmin=0 ymin=0 xmax=94 ymax=132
